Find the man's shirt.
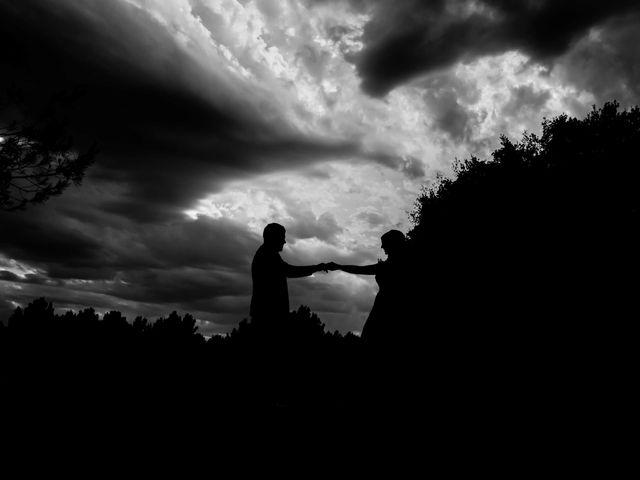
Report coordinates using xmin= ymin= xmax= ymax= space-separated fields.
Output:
xmin=250 ymin=244 xmax=290 ymax=320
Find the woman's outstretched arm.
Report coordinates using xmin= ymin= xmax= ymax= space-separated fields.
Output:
xmin=285 ymin=263 xmax=327 ymax=278
xmin=329 ymin=262 xmax=378 ymax=275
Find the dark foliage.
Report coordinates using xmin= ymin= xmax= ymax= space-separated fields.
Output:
xmin=0 ymin=298 xmax=362 ymax=428
xmin=0 ymin=90 xmax=97 ymax=210
xmin=409 ymin=101 xmax=639 ymax=324
xmin=402 ymin=101 xmax=637 ymax=440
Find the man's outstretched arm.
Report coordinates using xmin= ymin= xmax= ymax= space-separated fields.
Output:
xmin=285 ymin=263 xmax=327 ymax=278
xmin=327 ymin=262 xmax=378 ymax=275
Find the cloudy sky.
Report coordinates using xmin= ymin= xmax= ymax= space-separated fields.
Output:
xmin=1 ymin=0 xmax=639 ymax=335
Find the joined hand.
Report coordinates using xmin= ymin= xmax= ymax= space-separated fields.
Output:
xmin=318 ymin=262 xmax=340 ymax=272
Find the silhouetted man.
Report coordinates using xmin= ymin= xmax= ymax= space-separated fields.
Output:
xmin=250 ymin=223 xmax=326 ymax=323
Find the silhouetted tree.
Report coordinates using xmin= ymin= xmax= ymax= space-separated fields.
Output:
xmin=0 ymin=92 xmax=97 ymax=210
xmin=409 ymin=101 xmax=639 ymax=322
xmin=404 ymin=101 xmax=639 ymax=428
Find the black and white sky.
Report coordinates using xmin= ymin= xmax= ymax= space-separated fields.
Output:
xmin=1 ymin=0 xmax=639 ymax=334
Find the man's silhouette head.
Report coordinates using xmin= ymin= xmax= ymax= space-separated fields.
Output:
xmin=263 ymin=223 xmax=286 ymax=252
xmin=381 ymin=229 xmax=405 ymax=257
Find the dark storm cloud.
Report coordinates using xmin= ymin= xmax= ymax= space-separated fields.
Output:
xmin=501 ymin=84 xmax=551 ymax=118
xmin=0 ymin=208 xmax=105 ymax=278
xmin=0 ymin=217 xmax=258 ymax=331
xmin=287 ymin=211 xmax=343 ymax=243
xmin=555 ymin=11 xmax=640 ymax=107
xmin=364 ymin=150 xmax=426 ymax=179
xmin=0 ymin=0 xmax=361 ymax=221
xmin=0 ymin=271 xmax=53 ymax=286
xmin=401 ymin=156 xmax=426 ymax=179
xmin=98 ymin=216 xmax=259 ymax=315
xmin=350 ymin=0 xmax=640 ymax=96
xmin=0 ymin=271 xmax=20 ymax=282
xmin=355 ymin=209 xmax=388 ymax=228
xmin=418 ymin=73 xmax=481 ymax=142
xmin=1 ymin=201 xmax=259 ymax=280
xmin=426 ymin=89 xmax=475 ymax=142
xmin=135 ymin=216 xmax=260 ymax=270
xmin=0 ymin=191 xmax=261 ymax=317
xmin=106 ymin=267 xmax=250 ymax=305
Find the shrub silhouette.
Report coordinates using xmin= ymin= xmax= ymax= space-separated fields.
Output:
xmin=0 ymin=297 xmax=359 ymax=417
xmin=401 ymin=101 xmax=638 ymax=427
xmin=408 ymin=101 xmax=638 ymax=325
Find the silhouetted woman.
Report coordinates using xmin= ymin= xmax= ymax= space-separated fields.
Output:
xmin=330 ymin=230 xmax=409 ymax=345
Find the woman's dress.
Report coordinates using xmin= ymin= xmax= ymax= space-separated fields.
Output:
xmin=361 ymin=256 xmax=408 ymax=344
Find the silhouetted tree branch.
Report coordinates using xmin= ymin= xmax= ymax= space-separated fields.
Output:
xmin=0 ymin=92 xmax=98 ymax=210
